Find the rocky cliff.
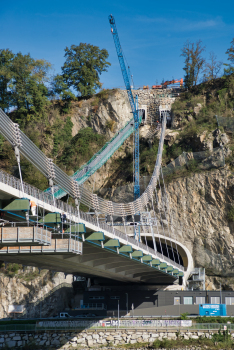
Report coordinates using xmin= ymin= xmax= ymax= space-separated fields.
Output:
xmin=165 ymin=167 xmax=234 ymax=289
xmin=0 ymin=266 xmax=73 ymax=318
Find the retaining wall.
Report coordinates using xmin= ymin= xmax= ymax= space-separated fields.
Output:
xmin=0 ymin=329 xmax=233 ymax=349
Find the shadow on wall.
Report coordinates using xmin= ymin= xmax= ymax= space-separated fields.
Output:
xmin=19 ymin=284 xmax=73 ymax=319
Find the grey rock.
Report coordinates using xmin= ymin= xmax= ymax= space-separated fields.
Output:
xmin=6 ymin=340 xmax=16 ymax=348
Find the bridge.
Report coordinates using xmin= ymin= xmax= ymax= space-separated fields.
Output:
xmin=0 ymin=108 xmax=193 ymax=287
xmin=45 ymin=116 xmax=141 ymax=199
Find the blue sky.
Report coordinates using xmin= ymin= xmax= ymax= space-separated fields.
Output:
xmin=1 ymin=0 xmax=234 ymax=90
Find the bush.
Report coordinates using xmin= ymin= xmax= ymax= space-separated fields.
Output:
xmin=212 ymin=329 xmax=231 ymax=343
xmin=186 ymin=159 xmax=198 ymax=173
xmin=106 ymin=120 xmax=116 ymax=132
xmin=180 ymin=312 xmax=189 ymax=320
xmin=61 ymin=127 xmax=106 ymax=171
xmin=0 ymin=263 xmax=21 ymax=277
xmin=227 ymin=206 xmax=234 ymax=222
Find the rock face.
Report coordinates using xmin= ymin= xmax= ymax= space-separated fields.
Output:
xmin=69 ymin=88 xmax=176 ymax=138
xmin=70 ymin=90 xmax=132 ymax=138
xmin=165 ymin=168 xmax=234 ymax=284
xmin=0 ymin=267 xmax=73 ymax=318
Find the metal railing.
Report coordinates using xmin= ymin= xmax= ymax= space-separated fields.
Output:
xmin=0 ymin=108 xmax=166 ymax=217
xmin=0 ymin=224 xmax=51 ymax=245
xmin=0 ymin=322 xmax=234 ymax=332
xmin=0 ymin=169 xmax=183 ymax=270
xmin=45 ymin=117 xmax=138 ymax=198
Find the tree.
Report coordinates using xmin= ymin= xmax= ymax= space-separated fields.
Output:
xmin=51 ymin=74 xmax=76 ymax=101
xmin=203 ymin=52 xmax=222 ymax=81
xmin=61 ymin=43 xmax=111 ymax=97
xmin=0 ymin=49 xmax=14 ymax=111
xmin=224 ymin=38 xmax=234 ymax=75
xmin=181 ymin=40 xmax=206 ymax=89
xmin=7 ymin=52 xmax=51 ymax=123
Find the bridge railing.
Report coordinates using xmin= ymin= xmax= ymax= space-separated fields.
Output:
xmin=0 ymin=169 xmax=183 ymax=271
xmin=0 ymin=322 xmax=232 ymax=332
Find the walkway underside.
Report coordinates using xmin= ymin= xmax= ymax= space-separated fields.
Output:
xmin=1 ymin=241 xmax=177 ymax=285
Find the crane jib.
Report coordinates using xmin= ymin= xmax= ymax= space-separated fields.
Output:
xmin=108 ymin=14 xmax=140 ymax=202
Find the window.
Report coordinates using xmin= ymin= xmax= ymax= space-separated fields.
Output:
xmin=89 ymin=296 xmax=104 ymax=300
xmin=174 ymin=297 xmax=180 ymax=305
xmin=210 ymin=296 xmax=220 ymax=304
xmin=196 ymin=297 xmax=205 ymax=304
xmin=110 ymin=296 xmax=120 ymax=300
xmin=225 ymin=297 xmax=234 ymax=305
xmin=184 ymin=297 xmax=193 ymax=305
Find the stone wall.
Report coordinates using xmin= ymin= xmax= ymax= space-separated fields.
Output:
xmin=0 ymin=329 xmax=233 ymax=349
xmin=131 ymin=89 xmax=176 ymax=124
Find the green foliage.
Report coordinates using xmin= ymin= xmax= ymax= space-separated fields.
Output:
xmin=52 ymin=116 xmax=73 ymax=159
xmin=0 ymin=134 xmax=5 ymax=152
xmin=180 ymin=312 xmax=189 ymax=320
xmin=0 ymin=49 xmax=14 ymax=111
xmin=151 ymin=337 xmax=233 ymax=349
xmin=227 ymin=206 xmax=234 ymax=222
xmin=195 ymin=316 xmax=234 ymax=323
xmin=140 ymin=141 xmax=160 ymax=175
xmin=60 ymin=127 xmax=106 ymax=171
xmin=91 ymin=96 xmax=100 ymax=106
xmin=51 ymin=74 xmax=76 ymax=109
xmin=18 ymin=270 xmax=40 ymax=282
xmin=212 ymin=329 xmax=231 ymax=343
xmin=186 ymin=159 xmax=198 ymax=173
xmin=0 ymin=50 xmax=52 ymax=126
xmin=0 ymin=262 xmax=21 ymax=277
xmin=60 ymin=43 xmax=111 ymax=97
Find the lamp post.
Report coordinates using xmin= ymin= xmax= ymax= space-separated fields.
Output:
xmin=118 ymin=300 xmax=119 ymax=327
xmin=126 ymin=293 xmax=128 ymax=315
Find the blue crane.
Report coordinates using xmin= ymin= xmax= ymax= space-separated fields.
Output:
xmin=108 ymin=14 xmax=140 ymax=200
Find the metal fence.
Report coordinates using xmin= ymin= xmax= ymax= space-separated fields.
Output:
xmin=0 ymin=322 xmax=234 ymax=332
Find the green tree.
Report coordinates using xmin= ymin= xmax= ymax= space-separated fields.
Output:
xmin=9 ymin=53 xmax=51 ymax=123
xmin=0 ymin=49 xmax=14 ymax=111
xmin=52 ymin=74 xmax=76 ymax=101
xmin=61 ymin=43 xmax=111 ymax=97
xmin=181 ymin=40 xmax=206 ymax=89
xmin=224 ymin=38 xmax=234 ymax=75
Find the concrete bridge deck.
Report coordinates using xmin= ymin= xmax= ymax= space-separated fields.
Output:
xmin=0 ymin=170 xmax=190 ymax=285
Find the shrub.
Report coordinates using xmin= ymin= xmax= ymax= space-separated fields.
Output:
xmin=180 ymin=312 xmax=189 ymax=320
xmin=60 ymin=127 xmax=106 ymax=171
xmin=186 ymin=159 xmax=198 ymax=173
xmin=227 ymin=206 xmax=234 ymax=222
xmin=106 ymin=120 xmax=116 ymax=132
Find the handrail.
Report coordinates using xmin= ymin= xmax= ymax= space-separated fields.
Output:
xmin=0 ymin=169 xmax=183 ymax=270
xmin=0 ymin=322 xmax=233 ymax=332
xmin=0 ymin=108 xmax=163 ymax=217
xmin=45 ymin=116 xmax=138 ymax=198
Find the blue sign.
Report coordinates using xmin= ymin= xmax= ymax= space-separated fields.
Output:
xmin=199 ymin=304 xmax=227 ymax=316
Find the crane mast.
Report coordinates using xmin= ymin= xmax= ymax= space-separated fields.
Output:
xmin=108 ymin=14 xmax=140 ymax=200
